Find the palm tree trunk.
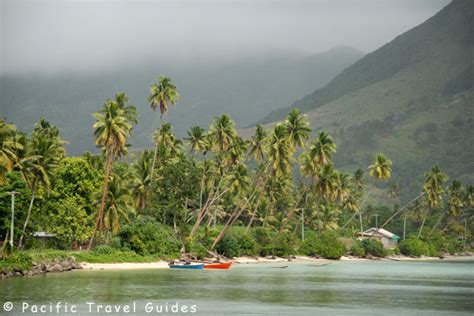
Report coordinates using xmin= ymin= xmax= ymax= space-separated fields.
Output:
xmin=418 ymin=213 xmax=427 ymax=239
xmin=245 ymin=197 xmax=262 ymax=233
xmin=150 ymin=141 xmax=159 ymax=180
xmin=189 ymin=175 xmax=230 ymax=238
xmin=246 ymin=213 xmax=256 ymax=233
xmin=368 ymin=192 xmax=425 ymax=239
xmin=211 ymin=198 xmax=252 ymax=250
xmin=18 ymin=182 xmax=36 ymax=248
xmin=88 ymin=150 xmax=113 ymax=250
xmin=429 ymin=213 xmax=445 ymax=236
xmin=173 ymin=210 xmax=178 ymax=234
xmin=341 ymin=187 xmax=373 ymax=231
xmin=273 ymin=190 xmax=306 ymax=241
xmin=211 ymin=189 xmax=259 ymax=250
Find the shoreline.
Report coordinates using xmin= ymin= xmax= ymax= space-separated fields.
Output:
xmin=78 ymin=254 xmax=474 ymax=271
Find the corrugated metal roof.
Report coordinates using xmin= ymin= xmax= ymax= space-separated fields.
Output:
xmin=32 ymin=232 xmax=56 ymax=237
xmin=358 ymin=227 xmax=400 ymax=239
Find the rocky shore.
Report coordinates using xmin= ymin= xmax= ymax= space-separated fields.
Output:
xmin=1 ymin=256 xmax=82 ymax=279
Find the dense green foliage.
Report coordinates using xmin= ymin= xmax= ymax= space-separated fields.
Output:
xmin=360 ymin=239 xmax=386 ymax=258
xmin=119 ymin=218 xmax=180 ymax=258
xmin=300 ymin=231 xmax=345 ymax=259
xmin=349 ymin=241 xmax=365 ymax=257
xmin=399 ymin=238 xmax=433 ymax=257
xmin=0 ymin=251 xmax=33 ymax=272
xmin=1 ymin=16 xmax=473 ymax=264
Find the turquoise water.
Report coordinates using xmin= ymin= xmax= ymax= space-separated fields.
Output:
xmin=1 ymin=260 xmax=473 ymax=315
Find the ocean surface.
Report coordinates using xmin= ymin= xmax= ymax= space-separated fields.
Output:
xmin=1 ymin=259 xmax=473 ymax=315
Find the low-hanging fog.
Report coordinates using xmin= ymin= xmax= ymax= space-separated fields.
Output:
xmin=1 ymin=0 xmax=449 ymax=75
xmin=0 ymin=0 xmax=452 ymax=155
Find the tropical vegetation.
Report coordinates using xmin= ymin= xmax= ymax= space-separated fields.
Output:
xmin=1 ymin=78 xmax=472 ymax=265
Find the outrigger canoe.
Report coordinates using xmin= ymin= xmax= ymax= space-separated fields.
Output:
xmin=204 ymin=262 xmax=232 ymax=270
xmin=169 ymin=262 xmax=204 ymax=270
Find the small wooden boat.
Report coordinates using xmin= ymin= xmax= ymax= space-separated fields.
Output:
xmin=169 ymin=262 xmax=204 ymax=270
xmin=204 ymin=262 xmax=232 ymax=270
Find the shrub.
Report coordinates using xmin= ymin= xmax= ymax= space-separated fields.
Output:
xmin=93 ymin=245 xmax=114 ymax=255
xmin=119 ymin=217 xmax=180 ymax=257
xmin=187 ymin=241 xmax=208 ymax=260
xmin=422 ymin=231 xmax=462 ymax=255
xmin=270 ymin=232 xmax=296 ymax=257
xmin=110 ymin=236 xmax=122 ymax=249
xmin=300 ymin=231 xmax=345 ymax=259
xmin=385 ymin=247 xmax=401 ymax=256
xmin=216 ymin=235 xmax=239 ymax=258
xmin=399 ymin=238 xmax=431 ymax=257
xmin=226 ymin=227 xmax=258 ymax=256
xmin=194 ymin=226 xmax=221 ymax=249
xmin=0 ymin=251 xmax=33 ymax=272
xmin=237 ymin=233 xmax=258 ymax=256
xmin=349 ymin=241 xmax=365 ymax=257
xmin=361 ymin=239 xmax=386 ymax=257
xmin=253 ymin=227 xmax=274 ymax=256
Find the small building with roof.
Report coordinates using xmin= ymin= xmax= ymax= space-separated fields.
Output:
xmin=357 ymin=227 xmax=400 ymax=248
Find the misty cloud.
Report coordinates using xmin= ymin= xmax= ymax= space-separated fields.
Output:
xmin=1 ymin=0 xmax=449 ymax=74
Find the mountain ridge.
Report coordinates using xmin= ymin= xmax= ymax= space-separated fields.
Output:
xmin=246 ymin=0 xmax=473 ymax=201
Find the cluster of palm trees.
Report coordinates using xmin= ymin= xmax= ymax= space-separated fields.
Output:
xmin=1 ymin=75 xmax=472 ymax=252
xmin=0 ymin=118 xmax=66 ymax=248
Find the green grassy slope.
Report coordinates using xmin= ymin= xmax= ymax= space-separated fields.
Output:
xmin=250 ymin=0 xmax=474 ymax=201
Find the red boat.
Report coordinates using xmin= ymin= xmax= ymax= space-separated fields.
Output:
xmin=204 ymin=262 xmax=233 ymax=270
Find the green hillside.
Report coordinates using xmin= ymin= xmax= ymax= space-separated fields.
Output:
xmin=0 ymin=47 xmax=363 ymax=155
xmin=252 ymin=0 xmax=474 ymax=201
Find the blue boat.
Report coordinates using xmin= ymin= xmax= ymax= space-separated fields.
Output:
xmin=169 ymin=262 xmax=204 ymax=270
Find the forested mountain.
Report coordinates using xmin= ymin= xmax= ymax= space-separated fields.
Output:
xmin=0 ymin=47 xmax=363 ymax=155
xmin=251 ymin=0 xmax=474 ymax=201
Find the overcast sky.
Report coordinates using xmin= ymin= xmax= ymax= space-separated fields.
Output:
xmin=0 ymin=0 xmax=450 ymax=74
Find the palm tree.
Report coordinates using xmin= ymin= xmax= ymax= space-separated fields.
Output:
xmin=285 ymin=109 xmax=311 ymax=151
xmin=447 ymin=180 xmax=464 ymax=217
xmin=247 ymin=125 xmax=267 ymax=162
xmin=148 ymin=76 xmax=180 ymax=179
xmin=148 ymin=76 xmax=180 ymax=118
xmin=434 ymin=180 xmax=465 ymax=236
xmin=102 ymin=172 xmax=135 ymax=239
xmin=315 ymin=164 xmax=338 ymax=202
xmin=368 ymin=153 xmax=392 ymax=180
xmin=266 ymin=124 xmax=291 ymax=177
xmin=313 ymin=203 xmax=341 ymax=231
xmin=363 ymin=153 xmax=392 ymax=231
xmin=353 ymin=169 xmax=364 ymax=192
xmin=152 ymin=122 xmax=177 ymax=166
xmin=226 ymin=136 xmax=247 ymax=168
xmin=419 ymin=165 xmax=448 ymax=238
xmin=208 ymin=114 xmax=237 ymax=154
xmin=186 ymin=126 xmax=207 ymax=156
xmin=334 ymin=172 xmax=352 ymax=206
xmin=300 ymin=132 xmax=337 ymax=181
xmin=130 ymin=150 xmax=153 ymax=210
xmin=18 ymin=119 xmax=66 ymax=248
xmin=88 ymin=97 xmax=138 ymax=249
xmin=310 ymin=132 xmax=337 ymax=167
xmin=0 ymin=119 xmax=22 ymax=184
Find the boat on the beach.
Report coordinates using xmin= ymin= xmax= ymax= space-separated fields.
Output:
xmin=204 ymin=262 xmax=232 ymax=270
xmin=169 ymin=262 xmax=204 ymax=270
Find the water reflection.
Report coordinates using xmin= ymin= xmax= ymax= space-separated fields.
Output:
xmin=1 ymin=260 xmax=473 ymax=315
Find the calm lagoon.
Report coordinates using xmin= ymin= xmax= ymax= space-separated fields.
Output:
xmin=1 ymin=259 xmax=473 ymax=315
